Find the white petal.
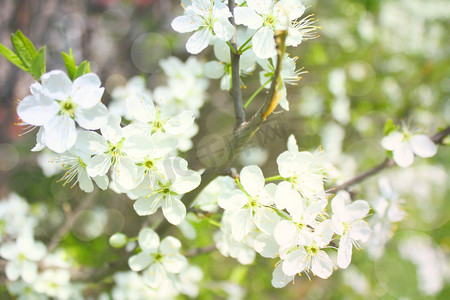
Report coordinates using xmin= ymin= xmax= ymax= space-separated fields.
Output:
xmin=126 ymin=93 xmax=156 ymax=123
xmin=165 ymin=110 xmax=195 ymax=135
xmin=143 ymin=262 xmax=166 ymax=288
xmin=171 ymin=15 xmax=201 ymax=33
xmin=0 ymin=242 xmax=18 ymax=260
xmin=253 ymin=233 xmax=279 ymax=258
xmin=160 ymin=236 xmax=181 ymax=255
xmin=87 ymin=154 xmax=111 ymax=177
xmin=75 ymin=130 xmax=107 ymax=154
xmin=410 ymin=134 xmax=437 ymax=158
xmin=162 ymin=253 xmax=187 ymax=274
xmin=252 ymin=26 xmax=277 ymax=59
xmin=31 ymin=127 xmax=46 ymax=152
xmin=272 ymin=263 xmax=294 ymax=288
xmin=381 ymin=131 xmax=403 ymax=151
xmin=337 ymin=235 xmax=352 ymax=269
xmin=282 ymin=248 xmax=307 ymax=276
xmin=213 ymin=18 xmax=235 ymax=41
xmin=393 ymin=142 xmax=414 ymax=167
xmin=43 ymin=115 xmax=77 ymax=153
xmin=17 ymin=94 xmax=59 ymax=126
xmin=41 ymin=70 xmax=72 ymax=100
xmin=240 ymin=165 xmax=265 ymax=198
xmin=72 ymin=84 xmax=104 ymax=109
xmin=247 ymin=0 xmax=272 ymax=15
xmin=75 ymin=102 xmax=108 ymax=130
xmin=133 ymin=195 xmax=162 ymax=216
xmin=186 ymin=27 xmax=213 ymax=54
xmin=112 ymin=157 xmax=138 ymax=190
xmin=162 ymin=197 xmax=186 ymax=225
xmin=254 ymin=207 xmax=280 ymax=234
xmin=218 ymin=190 xmax=247 ymax=211
xmin=21 ymin=261 xmax=38 ymax=283
xmin=138 ymin=228 xmax=160 ymax=251
xmin=348 ymin=220 xmax=372 ymax=242
xmin=171 ymin=171 xmax=201 ymax=195
xmin=78 ymin=170 xmax=94 ymax=193
xmin=128 ymin=252 xmax=152 ymax=271
xmin=311 ymin=251 xmax=333 ymax=279
xmin=5 ymin=261 xmax=21 ymax=281
xmin=93 ymin=175 xmax=109 ymax=190
xmin=331 ymin=191 xmax=350 ymax=218
xmin=234 ymin=7 xmax=264 ymax=29
xmin=274 ymin=220 xmax=297 ymax=246
xmin=204 ymin=61 xmax=225 ymax=79
xmin=231 ymin=209 xmax=253 ymax=241
xmin=345 ymin=200 xmax=370 ymax=221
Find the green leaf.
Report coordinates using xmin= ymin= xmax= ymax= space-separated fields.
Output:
xmin=62 ymin=48 xmax=77 ymax=80
xmin=10 ymin=30 xmax=36 ymax=69
xmin=73 ymin=60 xmax=91 ymax=79
xmin=30 ymin=46 xmax=46 ymax=81
xmin=384 ymin=118 xmax=397 ymax=136
xmin=0 ymin=43 xmax=28 ymax=72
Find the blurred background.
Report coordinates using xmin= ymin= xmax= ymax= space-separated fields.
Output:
xmin=0 ymin=0 xmax=449 ymax=299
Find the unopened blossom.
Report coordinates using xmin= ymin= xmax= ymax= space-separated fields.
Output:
xmin=331 ymin=191 xmax=371 ymax=269
xmin=171 ymin=0 xmax=234 ymax=54
xmin=17 ymin=70 xmax=107 ymax=153
xmin=381 ymin=127 xmax=437 ymax=167
xmin=128 ymin=228 xmax=187 ymax=288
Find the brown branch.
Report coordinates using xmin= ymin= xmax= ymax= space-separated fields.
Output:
xmin=184 ymin=245 xmax=217 ymax=257
xmin=326 ymin=126 xmax=450 ymax=194
xmin=47 ymin=190 xmax=98 ymax=252
xmin=181 ymin=31 xmax=288 ymax=208
xmin=228 ymin=0 xmax=245 ymax=127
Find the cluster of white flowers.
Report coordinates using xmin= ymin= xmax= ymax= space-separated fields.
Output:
xmin=213 ymin=135 xmax=372 ymax=288
xmin=121 ymin=227 xmax=203 ymax=297
xmin=172 ymin=0 xmax=318 ymax=110
xmin=364 ymin=177 xmax=406 ymax=259
xmin=17 ymin=64 xmax=204 ymax=225
xmin=0 ymin=194 xmax=84 ymax=299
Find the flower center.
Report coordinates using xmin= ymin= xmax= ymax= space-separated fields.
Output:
xmin=152 ymin=252 xmax=163 ymax=262
xmin=60 ymin=98 xmax=78 ymax=118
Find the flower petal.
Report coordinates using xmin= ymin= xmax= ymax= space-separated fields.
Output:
xmin=128 ymin=252 xmax=152 ymax=272
xmin=252 ymin=26 xmax=276 ymax=59
xmin=162 ymin=197 xmax=186 ymax=225
xmin=186 ymin=27 xmax=213 ymax=54
xmin=43 ymin=115 xmax=77 ymax=153
xmin=410 ymin=134 xmax=437 ymax=158
xmin=138 ymin=228 xmax=160 ymax=252
xmin=17 ymin=94 xmax=59 ymax=126
xmin=75 ymin=102 xmax=108 ymax=130
xmin=240 ymin=165 xmax=265 ymax=198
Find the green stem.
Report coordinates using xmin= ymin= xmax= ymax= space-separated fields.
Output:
xmin=226 ymin=41 xmax=238 ymax=55
xmin=244 ymin=78 xmax=272 ymax=109
xmin=265 ymin=175 xmax=284 ymax=182
xmin=238 ymin=36 xmax=252 ymax=54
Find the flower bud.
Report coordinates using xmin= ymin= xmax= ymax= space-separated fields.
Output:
xmin=109 ymin=233 xmax=127 ymax=248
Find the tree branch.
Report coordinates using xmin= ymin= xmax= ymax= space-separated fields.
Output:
xmin=228 ymin=0 xmax=245 ymax=127
xmin=182 ymin=31 xmax=288 ymax=208
xmin=326 ymin=126 xmax=450 ymax=194
xmin=47 ymin=190 xmax=98 ymax=252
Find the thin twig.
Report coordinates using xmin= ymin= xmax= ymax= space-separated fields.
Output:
xmin=47 ymin=190 xmax=98 ymax=252
xmin=181 ymin=31 xmax=288 ymax=209
xmin=228 ymin=0 xmax=245 ymax=127
xmin=184 ymin=245 xmax=217 ymax=257
xmin=326 ymin=126 xmax=450 ymax=194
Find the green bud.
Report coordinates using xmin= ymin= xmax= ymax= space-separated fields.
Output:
xmin=109 ymin=233 xmax=127 ymax=249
